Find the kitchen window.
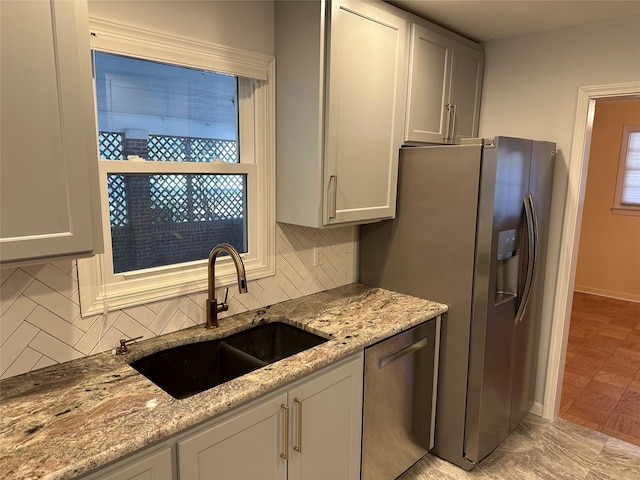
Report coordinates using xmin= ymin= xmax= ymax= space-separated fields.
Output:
xmin=613 ymin=125 xmax=640 ymax=216
xmin=78 ymin=20 xmax=275 ymax=316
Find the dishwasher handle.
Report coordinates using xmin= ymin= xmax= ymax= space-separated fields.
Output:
xmin=378 ymin=337 xmax=429 ymax=369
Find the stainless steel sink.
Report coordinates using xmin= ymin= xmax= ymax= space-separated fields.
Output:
xmin=130 ymin=322 xmax=327 ymax=399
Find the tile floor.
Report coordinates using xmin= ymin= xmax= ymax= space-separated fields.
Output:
xmin=399 ymin=414 xmax=640 ymax=479
xmin=560 ymin=292 xmax=640 ymax=446
xmin=398 ymin=291 xmax=640 ymax=479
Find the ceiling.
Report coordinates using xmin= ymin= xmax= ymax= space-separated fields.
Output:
xmin=388 ymin=1 xmax=640 ymax=42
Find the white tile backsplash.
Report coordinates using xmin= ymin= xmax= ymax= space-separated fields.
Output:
xmin=23 ymin=263 xmax=78 ymax=299
xmin=23 ymin=280 xmax=81 ymax=322
xmin=0 ymin=268 xmax=33 ymax=315
xmin=0 ymin=296 xmax=37 ymax=344
xmin=0 ymin=223 xmax=357 ymax=379
xmin=30 ymin=331 xmax=85 ymax=364
xmin=2 ymin=347 xmax=43 ymax=379
xmin=0 ymin=322 xmax=39 ymax=374
xmin=26 ymin=306 xmax=85 ymax=346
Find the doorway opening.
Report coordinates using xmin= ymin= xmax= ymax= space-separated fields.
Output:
xmin=543 ymin=83 xmax=640 ymax=433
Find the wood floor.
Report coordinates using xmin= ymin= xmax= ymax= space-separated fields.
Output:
xmin=560 ymin=291 xmax=640 ymax=446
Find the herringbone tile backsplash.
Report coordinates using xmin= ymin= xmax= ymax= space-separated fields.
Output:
xmin=0 ymin=224 xmax=357 ymax=379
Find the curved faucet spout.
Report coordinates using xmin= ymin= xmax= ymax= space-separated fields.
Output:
xmin=207 ymin=243 xmax=248 ymax=328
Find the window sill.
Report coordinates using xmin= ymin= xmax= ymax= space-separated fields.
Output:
xmin=611 ymin=206 xmax=640 ymax=216
xmin=78 ymin=254 xmax=275 ymax=317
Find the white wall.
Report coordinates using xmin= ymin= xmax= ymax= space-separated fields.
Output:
xmin=87 ymin=0 xmax=274 ymax=55
xmin=478 ymin=14 xmax=640 ymax=407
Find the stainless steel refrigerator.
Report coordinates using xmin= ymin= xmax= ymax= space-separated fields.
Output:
xmin=359 ymin=136 xmax=555 ymax=470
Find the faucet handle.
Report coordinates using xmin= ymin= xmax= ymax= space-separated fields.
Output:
xmin=215 ymin=287 xmax=230 ymax=315
xmin=222 ymin=287 xmax=229 ymax=305
xmin=115 ymin=335 xmax=143 ymax=355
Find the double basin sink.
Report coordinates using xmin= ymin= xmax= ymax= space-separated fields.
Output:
xmin=130 ymin=322 xmax=328 ymax=399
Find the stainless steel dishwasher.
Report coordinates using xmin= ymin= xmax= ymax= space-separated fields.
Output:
xmin=361 ymin=318 xmax=440 ymax=480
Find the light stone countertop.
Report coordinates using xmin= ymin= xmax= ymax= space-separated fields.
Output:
xmin=0 ymin=284 xmax=447 ymax=480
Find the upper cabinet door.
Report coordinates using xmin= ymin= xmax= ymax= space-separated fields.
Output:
xmin=275 ymin=0 xmax=407 ymax=228
xmin=323 ymin=0 xmax=407 ymax=225
xmin=0 ymin=0 xmax=103 ymax=263
xmin=449 ymin=42 xmax=484 ymax=142
xmin=404 ymin=20 xmax=484 ymax=145
xmin=404 ymin=23 xmax=453 ymax=144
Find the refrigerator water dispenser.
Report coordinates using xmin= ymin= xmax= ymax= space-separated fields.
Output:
xmin=495 ymin=228 xmax=520 ymax=305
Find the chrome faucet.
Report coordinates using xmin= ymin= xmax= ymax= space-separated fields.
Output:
xmin=206 ymin=243 xmax=248 ymax=328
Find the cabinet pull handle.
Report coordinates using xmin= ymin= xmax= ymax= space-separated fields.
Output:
xmin=328 ymin=175 xmax=337 ymax=219
xmin=280 ymin=403 xmax=289 ymax=460
xmin=449 ymin=104 xmax=457 ymax=141
xmin=293 ymin=398 xmax=303 ymax=452
xmin=444 ymin=104 xmax=452 ymax=141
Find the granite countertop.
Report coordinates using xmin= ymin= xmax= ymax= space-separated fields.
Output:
xmin=0 ymin=284 xmax=447 ymax=480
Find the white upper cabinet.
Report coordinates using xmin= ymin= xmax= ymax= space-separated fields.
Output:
xmin=449 ymin=42 xmax=484 ymax=141
xmin=404 ymin=26 xmax=453 ymax=144
xmin=405 ymin=20 xmax=484 ymax=144
xmin=275 ymin=0 xmax=408 ymax=227
xmin=0 ymin=0 xmax=103 ymax=264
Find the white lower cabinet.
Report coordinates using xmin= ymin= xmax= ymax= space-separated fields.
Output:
xmin=80 ymin=446 xmax=174 ymax=480
xmin=286 ymin=355 xmax=363 ymax=480
xmin=178 ymin=393 xmax=288 ymax=480
xmin=178 ymin=353 xmax=363 ymax=480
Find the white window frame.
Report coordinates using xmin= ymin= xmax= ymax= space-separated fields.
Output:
xmin=612 ymin=124 xmax=640 ymax=216
xmin=78 ymin=19 xmax=275 ymax=316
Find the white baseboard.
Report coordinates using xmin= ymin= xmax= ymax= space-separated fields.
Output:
xmin=573 ymin=286 xmax=640 ymax=303
xmin=530 ymin=401 xmax=543 ymax=418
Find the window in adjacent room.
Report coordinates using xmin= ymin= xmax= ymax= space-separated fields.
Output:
xmin=78 ymin=21 xmax=275 ymax=316
xmin=613 ymin=125 xmax=640 ymax=216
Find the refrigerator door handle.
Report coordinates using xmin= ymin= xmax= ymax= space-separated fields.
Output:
xmin=515 ymin=193 xmax=538 ymax=324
